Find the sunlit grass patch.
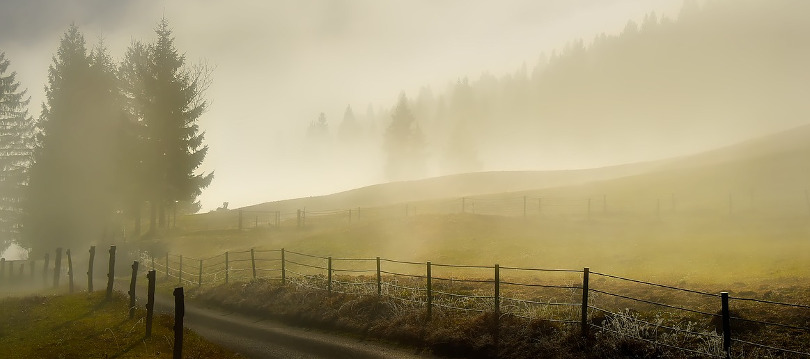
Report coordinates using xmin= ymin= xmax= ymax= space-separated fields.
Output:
xmin=0 ymin=291 xmax=238 ymax=359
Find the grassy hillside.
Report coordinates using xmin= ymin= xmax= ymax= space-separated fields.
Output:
xmin=0 ymin=291 xmax=238 ymax=359
xmin=237 ymin=163 xmax=660 ymax=213
xmin=159 ymin=123 xmax=810 ymax=286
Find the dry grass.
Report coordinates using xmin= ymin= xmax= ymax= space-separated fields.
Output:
xmin=193 ymin=275 xmax=810 ymax=359
xmin=153 ymin=212 xmax=810 ymax=286
xmin=0 ymin=291 xmax=239 ymax=358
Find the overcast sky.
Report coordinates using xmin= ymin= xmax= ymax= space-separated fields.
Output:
xmin=0 ymin=0 xmax=686 ymax=211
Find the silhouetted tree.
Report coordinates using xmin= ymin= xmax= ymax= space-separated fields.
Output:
xmin=0 ymin=52 xmax=35 ymax=252
xmin=307 ymin=112 xmax=329 ymax=139
xmin=370 ymin=0 xmax=810 ymax=171
xmin=25 ymin=25 xmax=122 ymax=253
xmin=384 ymin=94 xmax=425 ymax=180
xmin=141 ymin=18 xmax=213 ymax=232
xmin=338 ymin=105 xmax=361 ymax=144
xmin=118 ymin=40 xmax=150 ymax=236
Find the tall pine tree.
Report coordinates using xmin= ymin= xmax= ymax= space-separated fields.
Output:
xmin=142 ymin=19 xmax=212 ymax=233
xmin=384 ymin=94 xmax=425 ymax=181
xmin=118 ymin=40 xmax=151 ymax=236
xmin=0 ymin=52 xmax=35 ymax=252
xmin=24 ymin=25 xmax=122 ymax=253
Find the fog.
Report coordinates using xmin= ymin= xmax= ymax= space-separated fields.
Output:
xmin=2 ymin=0 xmax=808 ymax=216
xmin=0 ymin=0 xmax=697 ymax=212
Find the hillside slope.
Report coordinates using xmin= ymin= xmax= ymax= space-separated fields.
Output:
xmin=238 ymin=123 xmax=810 ymax=214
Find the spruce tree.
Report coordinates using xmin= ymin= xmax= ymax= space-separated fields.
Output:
xmin=338 ymin=105 xmax=361 ymax=144
xmin=384 ymin=94 xmax=425 ymax=181
xmin=308 ymin=112 xmax=329 ymax=139
xmin=0 ymin=52 xmax=35 ymax=251
xmin=142 ymin=19 xmax=212 ymax=232
xmin=118 ymin=40 xmax=150 ymax=235
xmin=24 ymin=25 xmax=122 ymax=253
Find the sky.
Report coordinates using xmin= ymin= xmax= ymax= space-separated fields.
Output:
xmin=0 ymin=0 xmax=689 ymax=211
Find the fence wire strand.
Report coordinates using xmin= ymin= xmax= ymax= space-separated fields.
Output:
xmin=591 ymin=271 xmax=718 ymax=297
xmin=136 ymin=247 xmax=809 ymax=358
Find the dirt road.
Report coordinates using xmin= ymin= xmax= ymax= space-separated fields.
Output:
xmin=151 ymin=294 xmax=435 ymax=359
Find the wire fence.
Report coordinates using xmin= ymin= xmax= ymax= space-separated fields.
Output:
xmin=177 ymin=188 xmax=810 ymax=231
xmin=132 ymin=247 xmax=810 ymax=358
xmin=1 ymin=244 xmax=807 ymax=357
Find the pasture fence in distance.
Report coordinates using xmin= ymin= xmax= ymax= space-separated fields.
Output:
xmin=178 ymin=187 xmax=810 ymax=232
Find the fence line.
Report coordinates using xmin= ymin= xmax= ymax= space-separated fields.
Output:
xmin=181 ymin=188 xmax=810 ymax=231
xmin=1 ymin=246 xmax=804 ymax=357
xmin=132 ymin=247 xmax=810 ymax=358
xmin=0 ymin=243 xmax=810 ymax=357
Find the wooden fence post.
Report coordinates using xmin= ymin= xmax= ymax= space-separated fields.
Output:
xmin=225 ymin=252 xmax=229 ymax=284
xmin=523 ymin=196 xmax=527 ymax=219
xmin=129 ymin=261 xmax=139 ymax=319
xmin=494 ymin=264 xmax=500 ymax=316
xmin=8 ymin=260 xmax=12 ymax=282
xmin=296 ymin=210 xmax=301 ymax=228
xmin=581 ymin=267 xmax=590 ymax=337
xmin=198 ymin=259 xmax=203 ymax=287
xmin=18 ymin=263 xmax=24 ymax=282
xmin=88 ymin=246 xmax=95 ymax=292
xmin=43 ymin=253 xmax=49 ymax=286
xmin=106 ymin=245 xmax=116 ymax=300
xmin=721 ymin=292 xmax=731 ymax=358
xmin=145 ymin=270 xmax=156 ymax=338
xmin=251 ymin=248 xmax=256 ymax=280
xmin=281 ymin=249 xmax=285 ymax=285
xmin=173 ymin=287 xmax=184 ymax=359
xmin=178 ymin=255 xmax=183 ymax=285
xmin=67 ymin=249 xmax=74 ymax=293
xmin=494 ymin=263 xmax=500 ymax=354
xmin=0 ymin=258 xmax=5 ymax=284
xmin=603 ymin=194 xmax=607 ymax=214
xmin=327 ymin=256 xmax=332 ymax=295
xmin=53 ymin=248 xmax=63 ymax=288
xmin=376 ymin=257 xmax=381 ymax=296
xmin=426 ymin=261 xmax=432 ymax=319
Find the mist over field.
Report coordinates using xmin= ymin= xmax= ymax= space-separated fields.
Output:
xmin=0 ymin=0 xmax=807 ymax=277
xmin=3 ymin=2 xmax=810 ymax=358
xmin=1 ymin=0 xmax=770 ymax=213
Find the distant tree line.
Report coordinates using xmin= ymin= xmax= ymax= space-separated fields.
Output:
xmin=308 ymin=0 xmax=810 ymax=182
xmin=0 ymin=19 xmax=212 ymax=256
